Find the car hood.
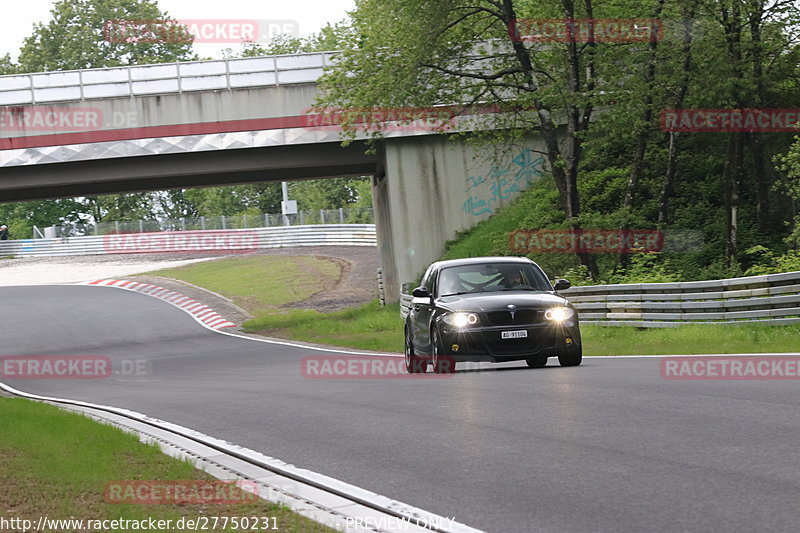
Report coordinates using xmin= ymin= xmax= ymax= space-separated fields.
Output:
xmin=436 ymin=291 xmax=570 ymax=313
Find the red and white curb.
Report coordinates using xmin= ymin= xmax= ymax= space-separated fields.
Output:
xmin=82 ymin=279 xmax=237 ymax=330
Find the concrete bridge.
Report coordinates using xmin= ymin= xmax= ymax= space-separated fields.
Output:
xmin=0 ymin=52 xmax=552 ymax=300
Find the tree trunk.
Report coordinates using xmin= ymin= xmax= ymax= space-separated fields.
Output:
xmin=658 ymin=131 xmax=679 ymax=224
xmin=615 ymin=0 xmax=664 ymax=272
xmin=724 ymin=133 xmax=743 ymax=264
xmin=748 ymin=1 xmax=770 ymax=233
xmin=658 ymin=1 xmax=696 ymax=225
xmin=504 ymin=0 xmax=597 ymax=278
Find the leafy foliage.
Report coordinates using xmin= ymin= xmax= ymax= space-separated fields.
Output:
xmin=315 ymin=0 xmax=800 ymax=282
xmin=17 ymin=0 xmax=195 ymax=71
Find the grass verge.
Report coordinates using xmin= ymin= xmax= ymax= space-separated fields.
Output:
xmin=0 ymin=397 xmax=335 ymax=532
xmin=244 ymin=300 xmax=800 ymax=356
xmin=147 ymin=255 xmax=341 ymax=312
xmin=581 ymin=323 xmax=800 ymax=355
xmin=244 ymin=300 xmax=405 ymax=353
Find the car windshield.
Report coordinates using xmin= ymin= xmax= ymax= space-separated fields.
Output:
xmin=437 ymin=262 xmax=552 ymax=296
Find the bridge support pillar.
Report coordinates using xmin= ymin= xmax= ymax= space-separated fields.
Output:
xmin=373 ymin=135 xmax=549 ymax=303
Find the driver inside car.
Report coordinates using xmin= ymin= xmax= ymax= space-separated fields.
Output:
xmin=502 ymin=270 xmax=527 ymax=289
xmin=440 ymin=274 xmax=467 ymax=296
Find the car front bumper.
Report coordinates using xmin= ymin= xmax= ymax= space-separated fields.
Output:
xmin=437 ymin=322 xmax=581 ymax=362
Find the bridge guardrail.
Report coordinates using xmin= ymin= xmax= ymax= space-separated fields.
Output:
xmin=399 ymin=271 xmax=800 ymax=327
xmin=0 ymin=52 xmax=337 ymax=106
xmin=0 ymin=224 xmax=375 ymax=258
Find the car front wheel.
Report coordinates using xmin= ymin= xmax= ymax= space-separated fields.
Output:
xmin=558 ymin=345 xmax=582 ymax=367
xmin=404 ymin=327 xmax=427 ymax=374
xmin=526 ymin=356 xmax=548 ymax=368
xmin=431 ymin=329 xmax=455 ymax=374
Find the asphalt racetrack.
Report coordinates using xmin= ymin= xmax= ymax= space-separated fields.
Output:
xmin=2 ymin=285 xmax=800 ymax=532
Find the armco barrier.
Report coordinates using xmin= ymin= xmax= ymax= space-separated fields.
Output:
xmin=562 ymin=271 xmax=800 ymax=327
xmin=0 ymin=224 xmax=376 ymax=258
xmin=399 ymin=271 xmax=800 ymax=327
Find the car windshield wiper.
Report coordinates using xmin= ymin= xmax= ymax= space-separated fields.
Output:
xmin=440 ymin=291 xmax=477 ymax=296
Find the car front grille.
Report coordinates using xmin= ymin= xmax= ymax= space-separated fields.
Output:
xmin=486 ymin=335 xmax=543 ymax=355
xmin=486 ymin=309 xmax=540 ymax=326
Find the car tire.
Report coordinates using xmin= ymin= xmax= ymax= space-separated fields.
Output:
xmin=558 ymin=345 xmax=583 ymax=367
xmin=526 ymin=356 xmax=548 ymax=368
xmin=404 ymin=327 xmax=427 ymax=374
xmin=431 ymin=329 xmax=455 ymax=374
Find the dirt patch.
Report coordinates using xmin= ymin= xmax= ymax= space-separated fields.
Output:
xmin=275 ymin=247 xmax=381 ymax=312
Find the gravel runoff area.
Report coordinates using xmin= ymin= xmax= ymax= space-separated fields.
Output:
xmin=0 ymin=247 xmax=382 ymax=325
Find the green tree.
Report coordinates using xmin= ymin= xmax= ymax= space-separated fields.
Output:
xmin=777 ymin=133 xmax=800 ymax=247
xmin=2 ymin=0 xmax=197 ymax=231
xmin=222 ymin=21 xmax=353 ymax=58
xmin=315 ymin=0 xmax=628 ymax=276
xmin=0 ymin=199 xmax=87 ymax=239
xmin=0 ymin=54 xmax=17 ymax=75
xmin=17 ymin=0 xmax=195 ymax=71
xmin=289 ymin=177 xmax=365 ymax=212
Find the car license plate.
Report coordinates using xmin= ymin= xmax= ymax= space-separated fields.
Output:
xmin=502 ymin=330 xmax=528 ymax=339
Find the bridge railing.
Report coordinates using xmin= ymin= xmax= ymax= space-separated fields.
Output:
xmin=0 ymin=52 xmax=337 ymax=106
xmin=399 ymin=271 xmax=800 ymax=327
xmin=0 ymin=224 xmax=375 ymax=258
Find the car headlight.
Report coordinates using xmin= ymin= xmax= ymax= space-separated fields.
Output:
xmin=443 ymin=312 xmax=479 ymax=328
xmin=544 ymin=307 xmax=575 ymax=322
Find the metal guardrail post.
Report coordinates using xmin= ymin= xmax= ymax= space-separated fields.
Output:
xmin=377 ymin=268 xmax=385 ymax=306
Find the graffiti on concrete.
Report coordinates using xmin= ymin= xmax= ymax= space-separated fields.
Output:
xmin=462 ymin=149 xmax=544 ymax=216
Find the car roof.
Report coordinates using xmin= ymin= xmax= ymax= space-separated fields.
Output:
xmin=430 ymin=256 xmax=535 ymax=269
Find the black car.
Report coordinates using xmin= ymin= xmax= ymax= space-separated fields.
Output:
xmin=404 ymin=257 xmax=582 ymax=373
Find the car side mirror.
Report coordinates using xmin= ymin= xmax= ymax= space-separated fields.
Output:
xmin=412 ymin=286 xmax=431 ymax=298
xmin=553 ymin=279 xmax=571 ymax=291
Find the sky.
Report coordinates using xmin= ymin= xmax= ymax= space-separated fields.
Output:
xmin=0 ymin=0 xmax=356 ymax=61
